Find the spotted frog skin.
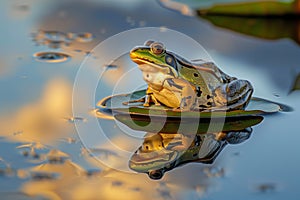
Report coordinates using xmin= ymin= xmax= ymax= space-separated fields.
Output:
xmin=130 ymin=41 xmax=253 ymax=110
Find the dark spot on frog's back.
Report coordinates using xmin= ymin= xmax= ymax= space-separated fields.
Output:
xmin=196 ymin=87 xmax=202 ymax=97
xmin=199 ymin=104 xmax=208 ymax=108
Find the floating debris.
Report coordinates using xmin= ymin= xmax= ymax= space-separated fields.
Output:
xmin=46 ymin=149 xmax=70 ymax=164
xmin=59 ymin=137 xmax=77 ymax=144
xmin=17 ymin=142 xmax=46 ymax=159
xmin=85 ymin=169 xmax=102 ymax=177
xmin=112 ymin=180 xmax=123 ymax=187
xmin=30 ymin=171 xmax=59 ymax=181
xmin=33 ymin=52 xmax=71 ymax=63
xmin=12 ymin=130 xmax=23 ymax=136
xmin=63 ymin=116 xmax=86 ymax=123
xmin=158 ymin=0 xmax=194 ymax=16
xmin=273 ymin=93 xmax=280 ymax=98
xmin=255 ymin=183 xmax=277 ymax=193
xmin=21 ymin=149 xmax=40 ymax=160
xmin=17 ymin=142 xmax=47 ymax=150
xmin=104 ymin=64 xmax=118 ymax=71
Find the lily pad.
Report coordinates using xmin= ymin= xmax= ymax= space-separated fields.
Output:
xmin=96 ymin=89 xmax=292 ymax=133
xmin=97 ymin=89 xmax=286 ymax=115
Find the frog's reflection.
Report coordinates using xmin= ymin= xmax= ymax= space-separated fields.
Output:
xmin=129 ymin=128 xmax=252 ymax=180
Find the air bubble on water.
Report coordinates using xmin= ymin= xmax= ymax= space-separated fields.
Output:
xmin=0 ymin=158 xmax=14 ymax=176
xmin=35 ymin=30 xmax=67 ymax=43
xmin=66 ymin=32 xmax=76 ymax=40
xmin=75 ymin=32 xmax=94 ymax=42
xmin=33 ymin=52 xmax=71 ymax=63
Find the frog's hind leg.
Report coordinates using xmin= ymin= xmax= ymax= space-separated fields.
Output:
xmin=213 ymin=79 xmax=253 ymax=110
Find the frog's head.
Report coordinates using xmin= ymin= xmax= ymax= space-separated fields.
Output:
xmin=128 ymin=133 xmax=179 ymax=179
xmin=130 ymin=41 xmax=181 ymax=88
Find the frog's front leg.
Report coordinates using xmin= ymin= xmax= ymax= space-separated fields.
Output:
xmin=144 ymin=87 xmax=161 ymax=107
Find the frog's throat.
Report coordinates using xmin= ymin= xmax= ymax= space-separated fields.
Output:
xmin=132 ymin=57 xmax=179 ymax=77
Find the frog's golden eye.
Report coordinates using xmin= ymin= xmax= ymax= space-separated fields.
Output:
xmin=150 ymin=42 xmax=165 ymax=55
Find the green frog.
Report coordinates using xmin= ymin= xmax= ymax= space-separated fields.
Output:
xmin=130 ymin=40 xmax=253 ymax=111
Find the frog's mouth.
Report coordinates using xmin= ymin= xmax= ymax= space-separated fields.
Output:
xmin=129 ymin=148 xmax=178 ymax=173
xmin=131 ymin=57 xmax=168 ymax=70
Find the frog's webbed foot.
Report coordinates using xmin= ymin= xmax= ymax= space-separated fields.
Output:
xmin=143 ymin=94 xmax=150 ymax=107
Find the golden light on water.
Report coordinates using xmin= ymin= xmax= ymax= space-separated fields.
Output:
xmin=0 ymin=78 xmax=73 ymax=144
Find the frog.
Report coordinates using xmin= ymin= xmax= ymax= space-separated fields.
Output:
xmin=129 ymin=40 xmax=253 ymax=111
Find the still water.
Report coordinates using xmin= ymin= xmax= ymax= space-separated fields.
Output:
xmin=1 ymin=0 xmax=300 ymax=199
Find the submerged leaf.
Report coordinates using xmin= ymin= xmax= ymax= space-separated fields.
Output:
xmin=198 ymin=15 xmax=300 ymax=44
xmin=114 ymin=114 xmax=263 ymax=134
xmin=197 ymin=1 xmax=297 ymax=16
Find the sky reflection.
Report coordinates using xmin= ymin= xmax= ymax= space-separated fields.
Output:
xmin=0 ymin=0 xmax=300 ymax=199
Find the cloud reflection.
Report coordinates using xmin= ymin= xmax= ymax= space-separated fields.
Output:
xmin=0 ymin=78 xmax=74 ymax=145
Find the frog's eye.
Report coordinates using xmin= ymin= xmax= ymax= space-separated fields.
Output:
xmin=150 ymin=42 xmax=165 ymax=55
xmin=144 ymin=40 xmax=155 ymax=46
